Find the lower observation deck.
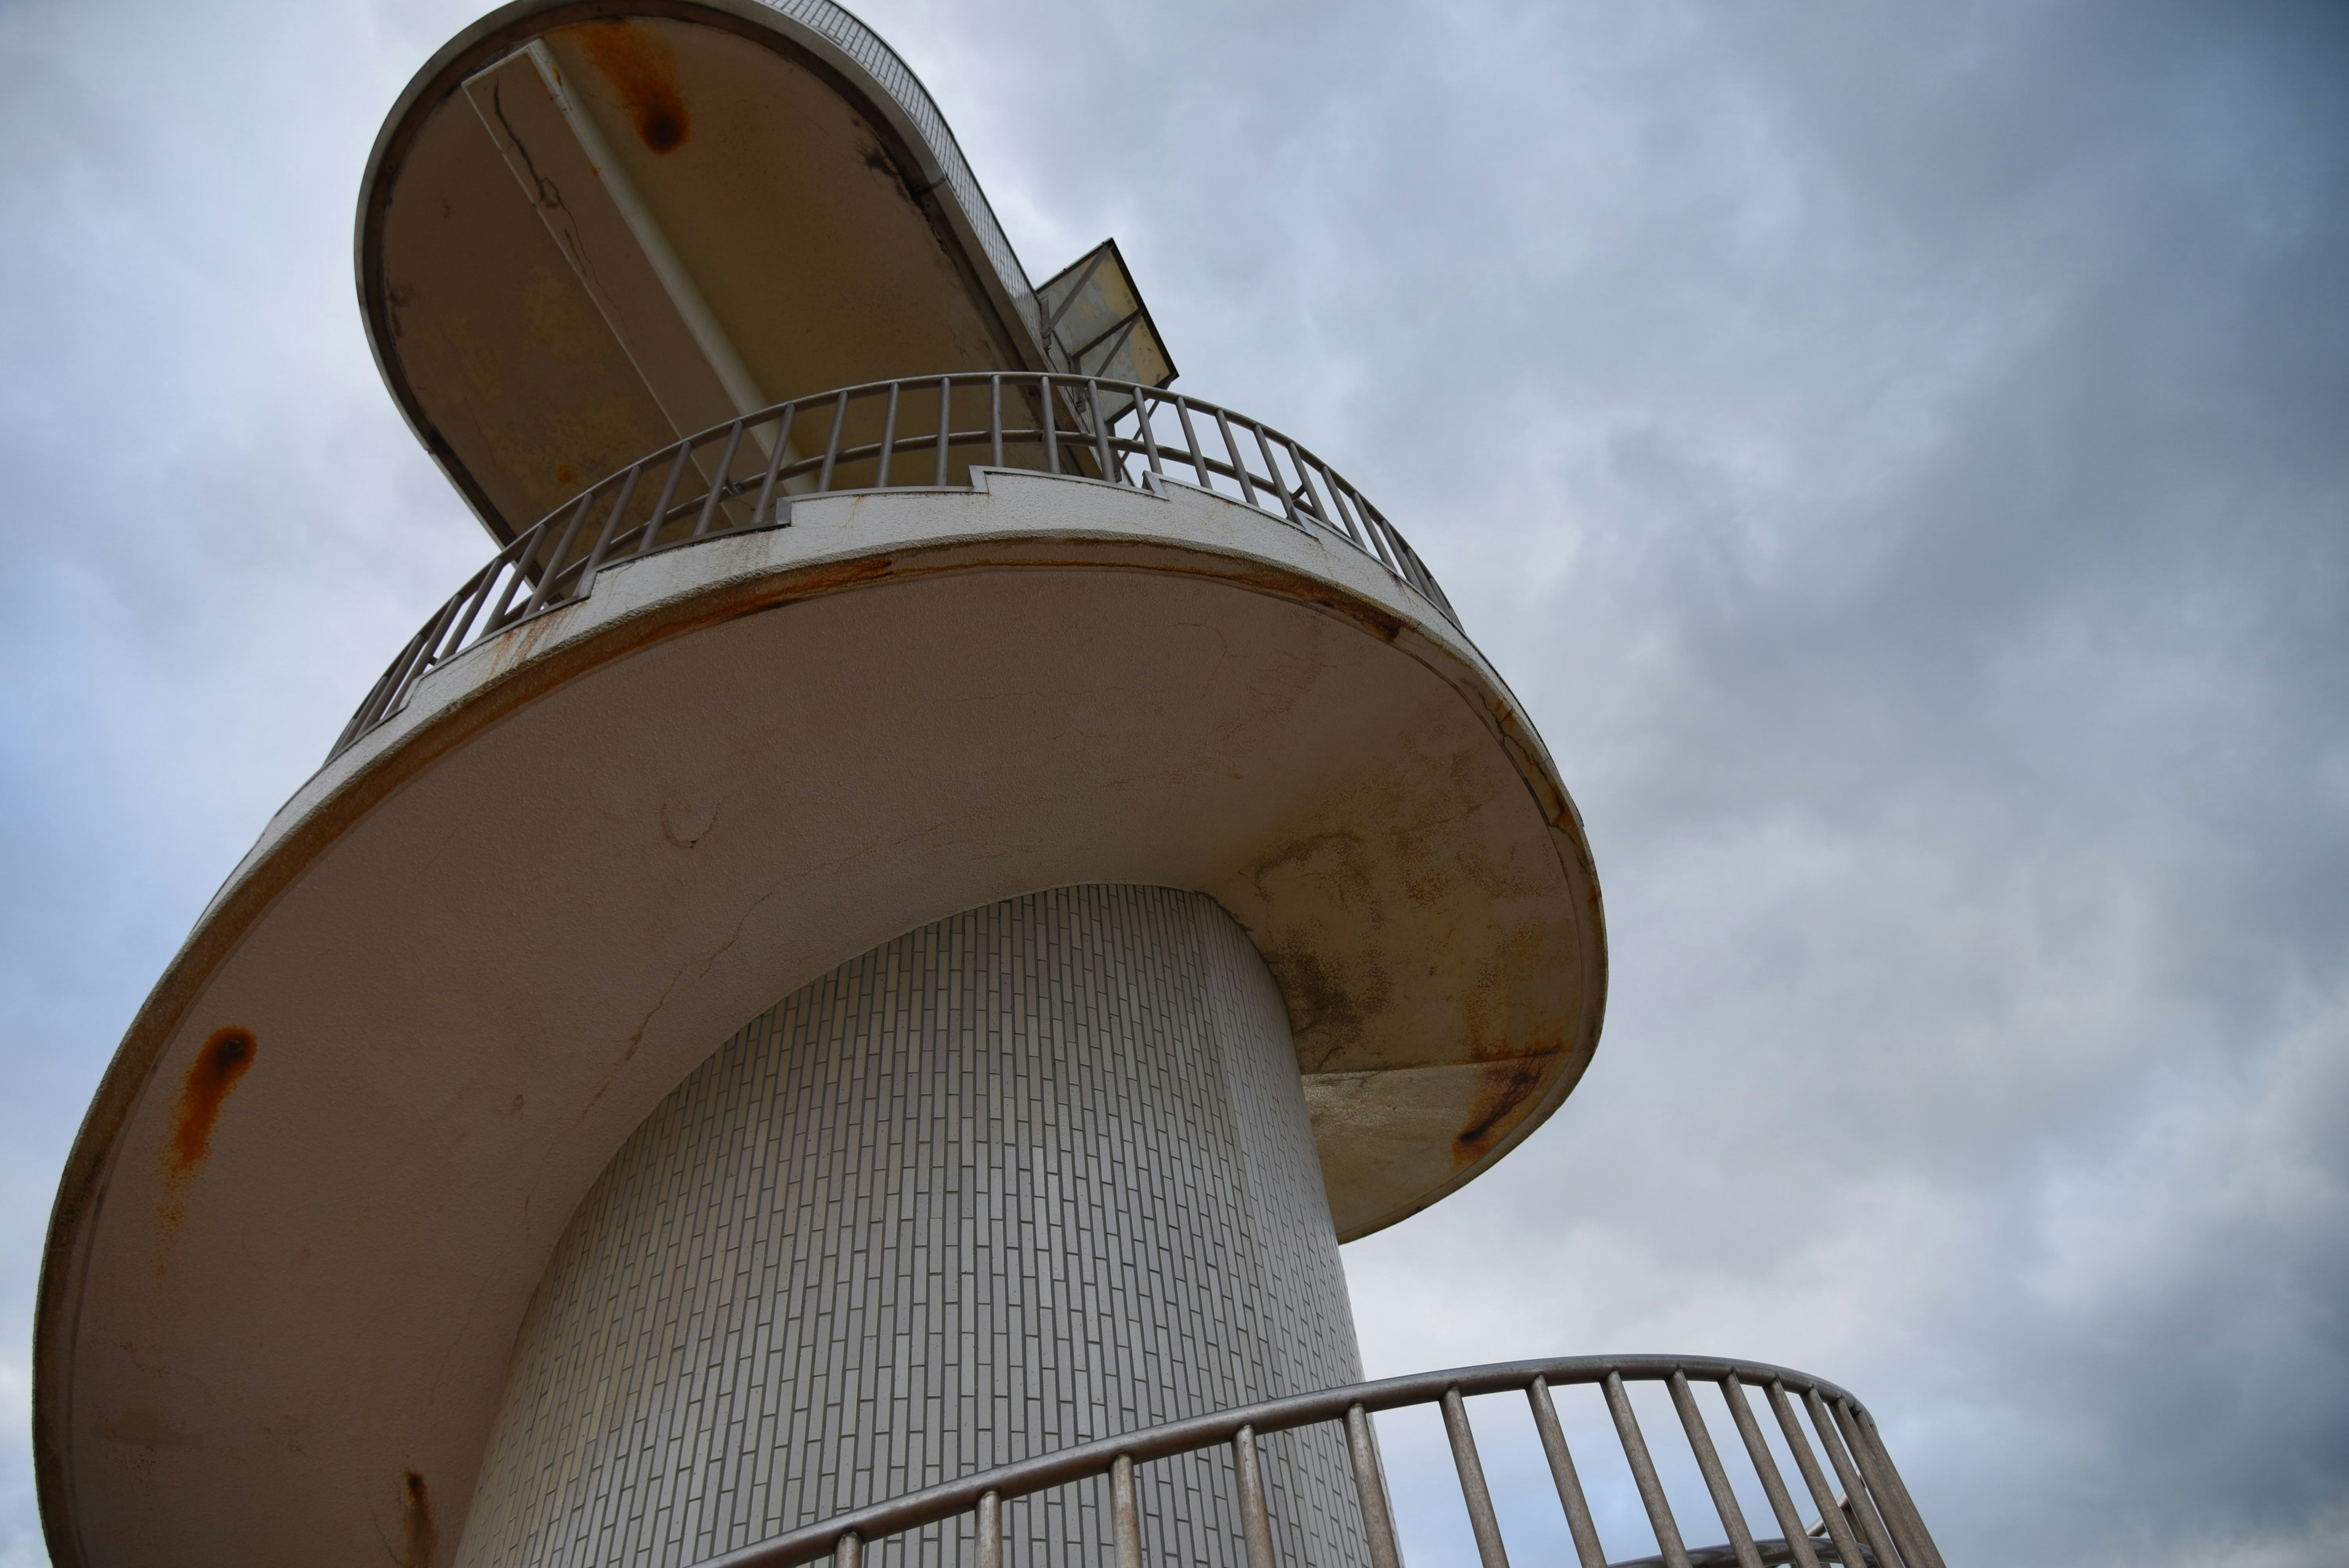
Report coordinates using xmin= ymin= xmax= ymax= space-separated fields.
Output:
xmin=714 ymin=1353 xmax=1946 ymax=1568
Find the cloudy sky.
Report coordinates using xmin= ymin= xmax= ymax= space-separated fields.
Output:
xmin=3 ymin=1 xmax=2345 ymax=1565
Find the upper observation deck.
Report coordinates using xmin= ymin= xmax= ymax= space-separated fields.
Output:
xmin=360 ymin=0 xmax=1171 ymax=543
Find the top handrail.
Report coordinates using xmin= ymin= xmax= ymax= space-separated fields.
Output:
xmin=329 ymin=373 xmax=1461 ymax=760
xmin=694 ymin=1352 xmax=1945 ymax=1568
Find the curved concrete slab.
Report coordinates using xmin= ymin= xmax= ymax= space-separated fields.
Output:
xmin=36 ymin=473 xmax=1603 ymax=1567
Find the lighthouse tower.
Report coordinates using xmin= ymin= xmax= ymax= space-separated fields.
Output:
xmin=34 ymin=7 xmax=1946 ymax=1568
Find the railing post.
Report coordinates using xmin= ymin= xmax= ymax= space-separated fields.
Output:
xmin=1173 ymin=397 xmax=1207 ymax=492
xmin=1134 ymin=389 xmax=1164 ymax=477
xmin=832 ymin=1531 xmax=861 ymax=1568
xmin=1603 ymin=1372 xmax=1693 ymax=1568
xmin=1441 ymin=1385 xmax=1512 ymax=1568
xmin=1718 ymin=1375 xmax=1821 ymax=1568
xmin=1231 ymin=1424 xmax=1276 ymax=1568
xmin=1040 ymin=373 xmax=1061 ymax=475
xmin=989 ymin=374 xmax=1004 ymax=470
xmin=976 ymin=1489 xmax=1002 ymax=1568
xmin=817 ymin=388 xmax=850 ymax=491
xmin=1111 ymin=1454 xmax=1142 ymax=1568
xmin=1668 ymin=1370 xmax=1764 ymax=1568
xmin=752 ymin=403 xmax=799 ymax=523
xmin=522 ymin=488 xmax=598 ymax=617
xmin=934 ymin=376 xmax=952 ymax=488
xmin=1804 ymin=1389 xmax=1905 ymax=1568
xmin=1526 ymin=1376 xmax=1609 ymax=1568
xmin=1212 ymin=407 xmax=1258 ymax=507
xmin=691 ymin=422 xmax=747 ymax=540
xmin=1765 ymin=1381 xmax=1869 ymax=1568
xmin=1844 ymin=1403 xmax=1946 ymax=1568
xmin=877 ymin=380 xmax=900 ymax=487
xmin=1345 ymin=1402 xmax=1405 ymax=1568
xmin=1086 ymin=378 xmax=1116 ymax=481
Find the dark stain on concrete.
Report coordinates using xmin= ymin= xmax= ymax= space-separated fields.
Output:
xmin=1452 ymin=1053 xmax=1549 ymax=1165
xmin=168 ymin=1027 xmax=256 ymax=1181
xmin=576 ymin=23 xmax=691 ymax=154
xmin=403 ymin=1470 xmax=437 ymax=1567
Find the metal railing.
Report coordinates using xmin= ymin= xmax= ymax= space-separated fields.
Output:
xmin=331 ymin=374 xmax=1460 ymax=759
xmin=700 ymin=1355 xmax=1943 ymax=1568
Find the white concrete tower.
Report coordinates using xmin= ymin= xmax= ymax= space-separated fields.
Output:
xmin=32 ymin=6 xmax=1610 ymax=1568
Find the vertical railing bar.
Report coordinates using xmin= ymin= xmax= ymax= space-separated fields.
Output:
xmin=1040 ymin=374 xmax=1061 ymax=475
xmin=818 ymin=389 xmax=850 ymax=491
xmin=691 ymin=423 xmax=746 ymax=540
xmin=481 ymin=533 xmax=539 ymax=633
xmin=1232 ymin=1424 xmax=1277 ymax=1568
xmin=1211 ymin=407 xmax=1258 ymax=507
xmin=521 ymin=488 xmax=598 ymax=616
xmin=436 ymin=556 xmax=504 ymax=662
xmin=1765 ymin=1381 xmax=1868 ymax=1568
xmin=1323 ymin=471 xmax=1367 ymax=546
xmin=1804 ymin=1390 xmax=1903 ymax=1568
xmin=1719 ymin=1376 xmax=1821 ymax=1568
xmin=1851 ymin=1406 xmax=1945 ymax=1568
xmin=751 ymin=403 xmax=798 ymax=523
xmin=876 ymin=381 xmax=900 ymax=488
xmin=1441 ymin=1386 xmax=1513 ymax=1568
xmin=976 ymin=1490 xmax=1002 ymax=1568
xmin=1287 ymin=439 xmax=1334 ymax=527
xmin=831 ymin=1529 xmax=861 ymax=1568
xmin=643 ymin=441 xmax=694 ymax=547
xmin=1604 ymin=1372 xmax=1693 ymax=1568
xmin=1526 ymin=1376 xmax=1610 ymax=1568
xmin=1352 ymin=494 xmax=1401 ymax=569
xmin=1250 ymin=422 xmax=1302 ymax=524
xmin=934 ymin=376 xmax=952 ymax=487
xmin=1110 ymin=1453 xmax=1141 ymax=1568
xmin=1345 ymin=1403 xmax=1406 ymax=1568
xmin=989 ymin=375 xmax=1004 ymax=470
xmin=1668 ymin=1372 xmax=1765 ymax=1568
xmin=1828 ymin=1402 xmax=1937 ymax=1568
xmin=1086 ymin=379 xmax=1116 ymax=481
xmin=1173 ymin=397 xmax=1208 ymax=492
xmin=1135 ymin=389 xmax=1165 ymax=477
xmin=338 ymin=642 xmax=412 ymax=747
xmin=376 ymin=611 xmax=447 ymax=718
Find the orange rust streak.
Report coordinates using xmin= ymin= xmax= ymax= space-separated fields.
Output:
xmin=1452 ymin=1053 xmax=1551 ymax=1165
xmin=403 ymin=1471 xmax=437 ymax=1567
xmin=574 ymin=22 xmax=691 ymax=154
xmin=167 ymin=1027 xmax=256 ymax=1180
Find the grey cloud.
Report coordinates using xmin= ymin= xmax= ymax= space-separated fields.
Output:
xmin=2 ymin=1 xmax=2343 ymax=1565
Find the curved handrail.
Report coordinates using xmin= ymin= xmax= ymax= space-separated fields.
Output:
xmin=330 ymin=373 xmax=1460 ymax=759
xmin=698 ymin=1353 xmax=1945 ymax=1568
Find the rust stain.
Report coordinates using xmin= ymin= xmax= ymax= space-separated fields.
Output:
xmin=576 ymin=23 xmax=690 ymax=154
xmin=554 ymin=464 xmax=578 ymax=486
xmin=403 ymin=1470 xmax=437 ymax=1567
xmin=1452 ymin=1054 xmax=1549 ymax=1166
xmin=167 ymin=1027 xmax=256 ymax=1181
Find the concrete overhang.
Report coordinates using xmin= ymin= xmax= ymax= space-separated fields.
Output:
xmin=36 ymin=474 xmax=1605 ymax=1567
xmin=360 ymin=0 xmax=1056 ymax=544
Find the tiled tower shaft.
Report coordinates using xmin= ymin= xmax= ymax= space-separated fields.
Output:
xmin=455 ymin=885 xmax=1370 ymax=1568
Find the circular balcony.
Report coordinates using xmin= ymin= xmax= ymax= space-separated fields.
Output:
xmin=333 ymin=374 xmax=1461 ymax=757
